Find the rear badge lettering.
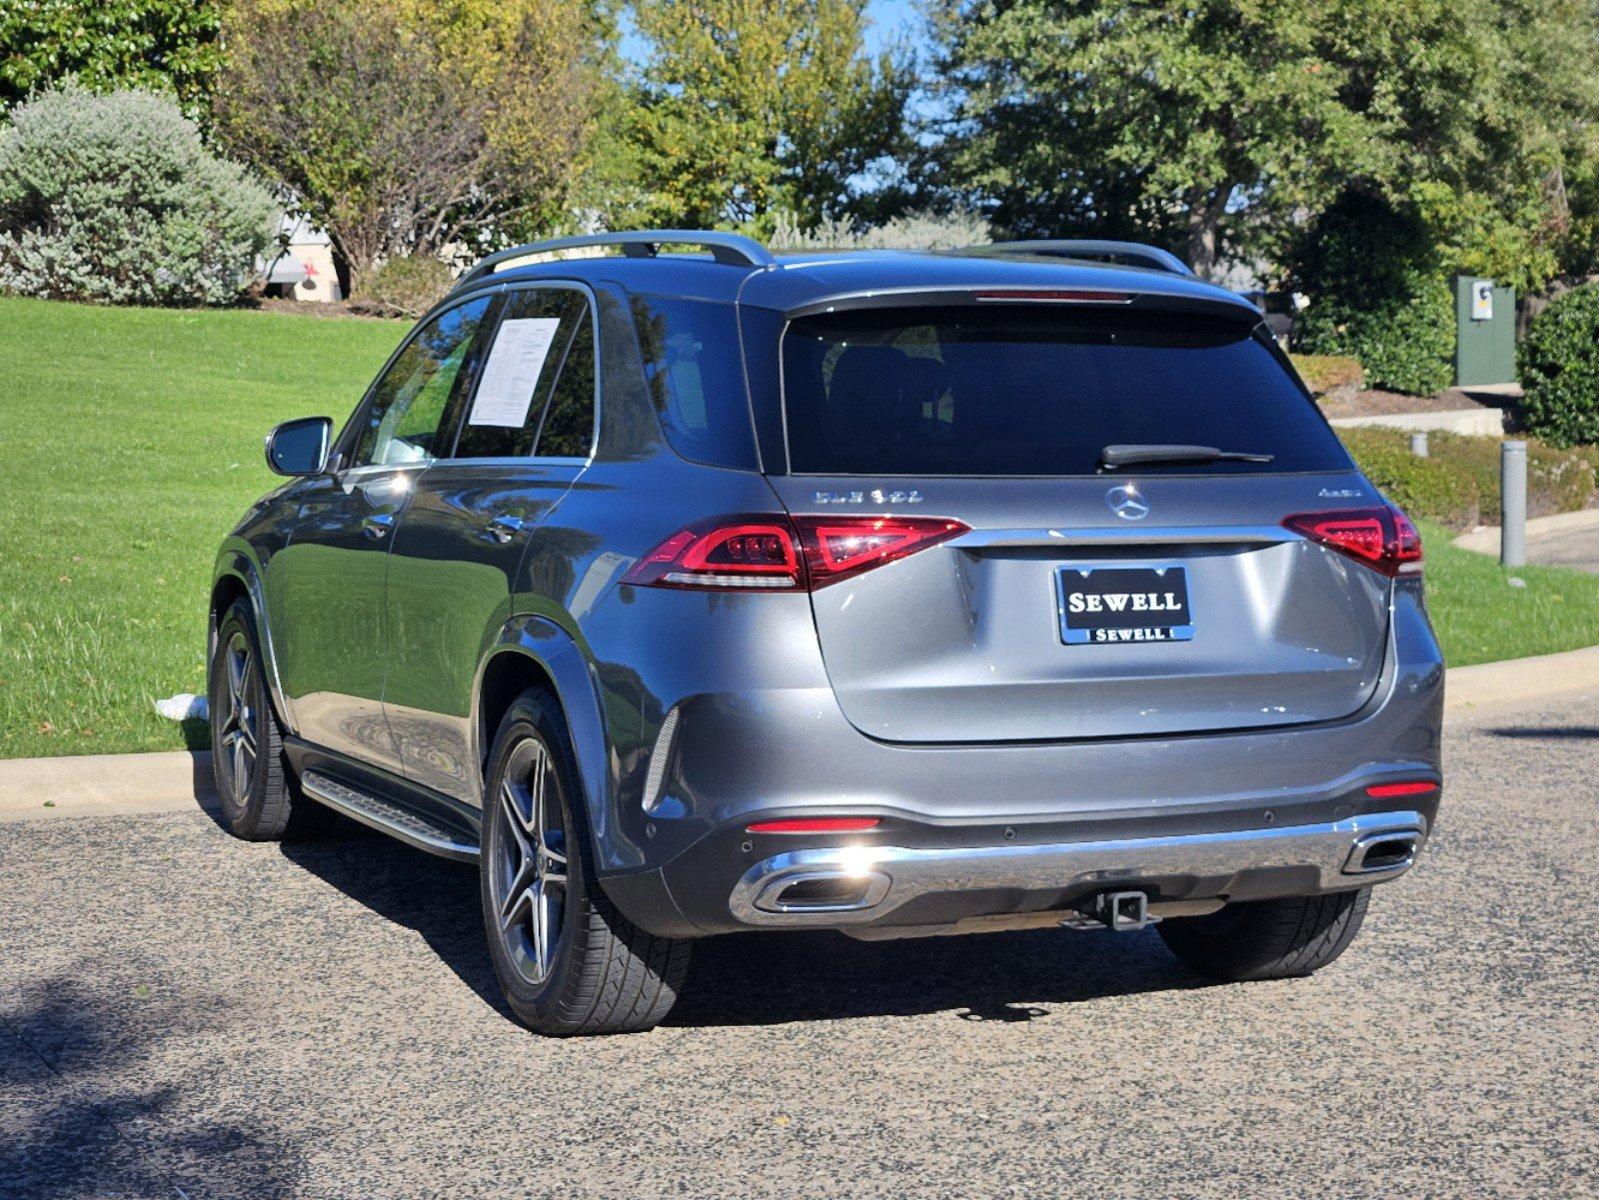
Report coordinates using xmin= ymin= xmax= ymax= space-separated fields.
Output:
xmin=814 ymin=489 xmax=923 ymax=505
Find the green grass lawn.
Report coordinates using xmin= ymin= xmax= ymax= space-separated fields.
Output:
xmin=1415 ymin=519 xmax=1599 ymax=667
xmin=0 ymin=296 xmax=400 ymax=759
xmin=0 ymin=295 xmax=1596 ymax=758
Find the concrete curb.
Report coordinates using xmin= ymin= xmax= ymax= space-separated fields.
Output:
xmin=0 ymin=750 xmax=215 ymax=822
xmin=1451 ymin=508 xmax=1599 ymax=556
xmin=4 ymin=646 xmax=1599 ymax=821
xmin=1444 ymin=644 xmax=1599 ymax=712
xmin=1329 ymin=408 xmax=1505 ymax=436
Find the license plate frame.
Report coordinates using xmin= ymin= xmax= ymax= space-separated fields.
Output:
xmin=1055 ymin=563 xmax=1195 ymax=646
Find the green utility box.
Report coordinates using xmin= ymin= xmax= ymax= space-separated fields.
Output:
xmin=1454 ymin=276 xmax=1516 ymax=387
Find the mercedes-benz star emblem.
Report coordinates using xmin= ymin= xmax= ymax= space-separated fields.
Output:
xmin=1106 ymin=484 xmax=1150 ymax=521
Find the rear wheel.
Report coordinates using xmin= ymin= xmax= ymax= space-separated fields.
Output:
xmin=208 ymin=599 xmax=326 ymax=841
xmin=480 ymin=689 xmax=691 ymax=1035
xmin=1157 ymin=888 xmax=1371 ymax=982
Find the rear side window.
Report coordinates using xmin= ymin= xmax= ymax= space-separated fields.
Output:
xmin=632 ymin=296 xmax=758 ymax=470
xmin=781 ymin=306 xmax=1352 ymax=476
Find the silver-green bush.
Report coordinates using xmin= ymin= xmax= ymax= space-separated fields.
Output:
xmin=0 ymin=83 xmax=277 ymax=306
xmin=768 ymin=209 xmax=993 ymax=252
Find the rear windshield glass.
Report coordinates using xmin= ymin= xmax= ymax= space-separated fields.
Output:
xmin=780 ymin=306 xmax=1351 ymax=476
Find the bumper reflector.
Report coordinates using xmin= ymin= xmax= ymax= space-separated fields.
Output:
xmin=745 ymin=817 xmax=882 ymax=835
xmin=1364 ymin=780 xmax=1438 ymax=798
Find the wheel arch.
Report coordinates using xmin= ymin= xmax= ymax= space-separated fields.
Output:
xmin=211 ymin=547 xmax=296 ymax=732
xmin=472 ymin=616 xmax=627 ymax=873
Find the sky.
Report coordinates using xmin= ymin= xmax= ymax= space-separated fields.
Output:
xmin=864 ymin=0 xmax=924 ymax=56
xmin=619 ymin=1 xmax=929 ymax=64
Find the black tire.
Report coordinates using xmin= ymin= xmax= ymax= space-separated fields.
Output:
xmin=480 ymin=689 xmax=691 ymax=1036
xmin=1157 ymin=888 xmax=1372 ymax=982
xmin=208 ymin=599 xmax=327 ymax=841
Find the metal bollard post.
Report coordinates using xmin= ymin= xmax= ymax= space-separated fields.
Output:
xmin=1500 ymin=440 xmax=1527 ymax=567
xmin=1409 ymin=431 xmax=1429 ymax=458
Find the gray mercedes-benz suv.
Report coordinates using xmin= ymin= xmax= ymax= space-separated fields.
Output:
xmin=209 ymin=231 xmax=1443 ymax=1035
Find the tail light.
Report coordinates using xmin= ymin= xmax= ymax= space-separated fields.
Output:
xmin=622 ymin=514 xmax=968 ymax=592
xmin=793 ymin=515 xmax=968 ymax=587
xmin=1282 ymin=505 xmax=1423 ymax=577
xmin=621 ymin=517 xmax=801 ymax=589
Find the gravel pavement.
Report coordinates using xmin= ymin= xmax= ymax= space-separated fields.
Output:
xmin=3 ymin=693 xmax=1596 ymax=1199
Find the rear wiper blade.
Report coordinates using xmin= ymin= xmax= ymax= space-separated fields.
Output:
xmin=1100 ymin=443 xmax=1276 ymax=470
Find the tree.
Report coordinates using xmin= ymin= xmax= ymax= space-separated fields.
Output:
xmin=1320 ymin=0 xmax=1599 ymax=293
xmin=0 ymin=0 xmax=222 ymax=115
xmin=624 ymin=0 xmax=911 ymax=231
xmin=929 ymin=0 xmax=1599 ymax=285
xmin=1290 ymin=193 xmax=1455 ymax=395
xmin=930 ymin=0 xmax=1370 ymax=277
xmin=213 ymin=0 xmax=597 ymax=293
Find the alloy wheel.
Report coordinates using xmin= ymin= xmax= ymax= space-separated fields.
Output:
xmin=216 ymin=630 xmax=259 ymax=805
xmin=493 ymin=737 xmax=569 ymax=985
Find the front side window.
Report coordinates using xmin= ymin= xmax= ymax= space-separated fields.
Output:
xmin=350 ymin=296 xmax=493 ymax=468
xmin=453 ymin=288 xmax=595 ymax=460
xmin=781 ymin=305 xmax=1353 ymax=476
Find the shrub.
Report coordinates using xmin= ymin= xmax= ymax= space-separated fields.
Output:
xmin=1291 ymin=354 xmax=1364 ymax=398
xmin=1337 ymin=428 xmax=1481 ymax=529
xmin=1425 ymin=431 xmax=1595 ymax=519
xmin=1337 ymin=428 xmax=1596 ymax=530
xmin=769 ymin=209 xmax=993 ymax=252
xmin=0 ymin=84 xmax=276 ymax=306
xmin=1292 ymin=194 xmax=1455 ymax=397
xmin=352 ymin=255 xmax=455 ymax=318
xmin=1519 ymin=283 xmax=1599 ymax=446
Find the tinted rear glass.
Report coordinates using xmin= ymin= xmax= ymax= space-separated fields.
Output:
xmin=633 ymin=296 xmax=758 ymax=470
xmin=781 ymin=306 xmax=1351 ymax=476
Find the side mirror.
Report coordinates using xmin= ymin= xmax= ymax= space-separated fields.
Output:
xmin=265 ymin=416 xmax=332 ymax=476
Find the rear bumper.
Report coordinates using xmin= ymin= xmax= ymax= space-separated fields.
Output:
xmin=728 ymin=809 xmax=1427 ymax=928
xmin=590 ymin=578 xmax=1445 ymax=937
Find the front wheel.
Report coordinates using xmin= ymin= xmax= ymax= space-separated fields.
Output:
xmin=480 ymin=689 xmax=691 ymax=1035
xmin=1158 ymin=888 xmax=1372 ymax=982
xmin=208 ymin=599 xmax=327 ymax=841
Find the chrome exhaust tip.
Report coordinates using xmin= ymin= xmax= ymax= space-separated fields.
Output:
xmin=1344 ymin=830 xmax=1422 ymax=875
xmin=751 ymin=868 xmax=891 ymax=915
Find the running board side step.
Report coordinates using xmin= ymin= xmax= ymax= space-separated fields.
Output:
xmin=300 ymin=771 xmax=480 ymax=863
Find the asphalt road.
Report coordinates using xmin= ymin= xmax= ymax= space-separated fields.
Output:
xmin=3 ymin=693 xmax=1596 ymax=1199
xmin=1528 ymin=522 xmax=1599 ymax=575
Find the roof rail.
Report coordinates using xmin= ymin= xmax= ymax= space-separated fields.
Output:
xmin=455 ymin=230 xmax=775 ymax=289
xmin=962 ymin=239 xmax=1194 ymax=277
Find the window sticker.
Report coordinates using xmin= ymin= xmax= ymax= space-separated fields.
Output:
xmin=468 ymin=317 xmax=563 ymax=427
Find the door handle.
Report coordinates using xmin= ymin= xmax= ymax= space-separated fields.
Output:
xmin=361 ymin=511 xmax=396 ymax=540
xmin=484 ymin=514 xmax=526 ymax=544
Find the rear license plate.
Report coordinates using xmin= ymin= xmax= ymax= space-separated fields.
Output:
xmin=1056 ymin=565 xmax=1194 ymax=645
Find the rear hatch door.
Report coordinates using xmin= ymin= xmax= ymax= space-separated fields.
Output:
xmin=764 ymin=298 xmax=1390 ymax=744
